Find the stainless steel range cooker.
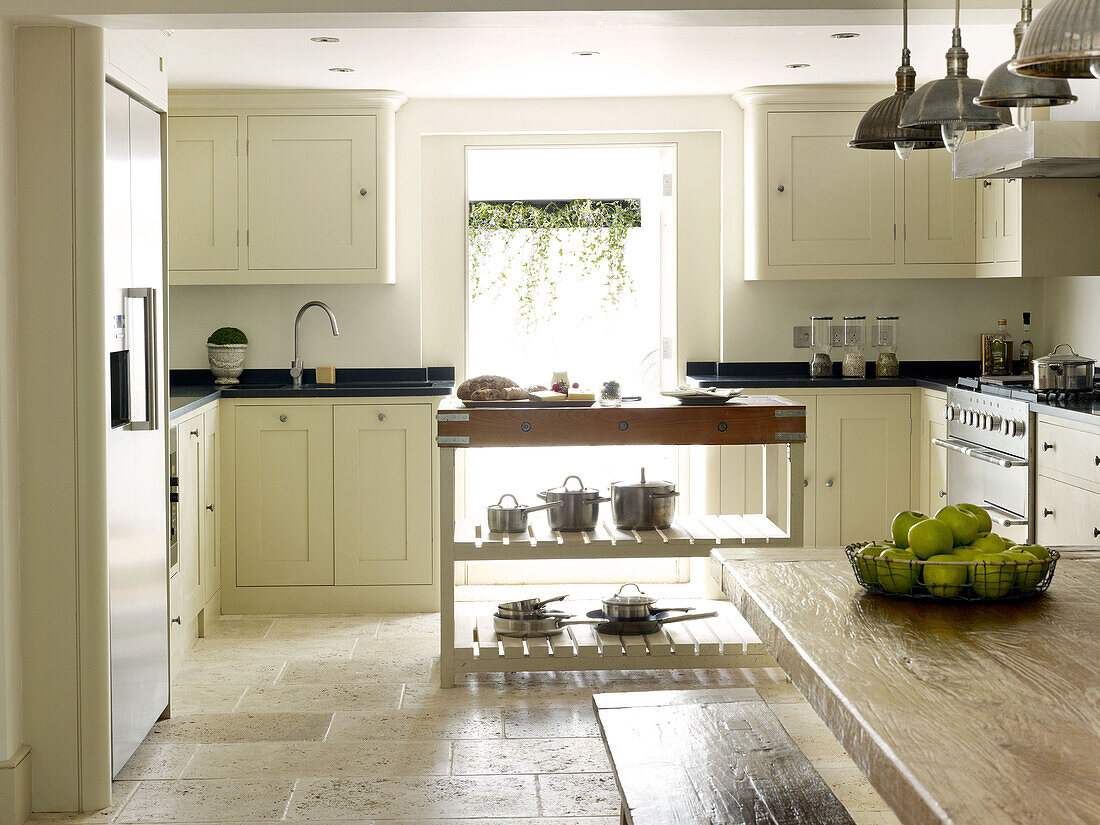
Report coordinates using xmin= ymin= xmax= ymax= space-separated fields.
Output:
xmin=934 ymin=386 xmax=1033 ymax=544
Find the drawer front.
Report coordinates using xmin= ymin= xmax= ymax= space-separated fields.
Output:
xmin=1035 ymin=474 xmax=1100 ymax=547
xmin=1036 ymin=419 xmax=1100 ymax=486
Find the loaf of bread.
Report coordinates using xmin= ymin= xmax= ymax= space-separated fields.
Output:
xmin=502 ymin=387 xmax=529 ymax=400
xmin=526 ymin=384 xmax=548 ymax=393
xmin=470 ymin=388 xmax=503 ymax=401
xmin=456 ymin=374 xmax=519 ymax=400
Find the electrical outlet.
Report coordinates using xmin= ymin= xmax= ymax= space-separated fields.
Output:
xmin=830 ymin=325 xmax=844 ymax=347
xmin=793 ymin=326 xmax=811 ymax=348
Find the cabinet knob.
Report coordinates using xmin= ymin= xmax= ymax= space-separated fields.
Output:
xmin=983 ymin=180 xmax=992 ymax=188
xmin=171 ymin=616 xmax=181 ymax=625
xmin=190 ymin=429 xmax=199 ymax=437
xmin=206 ymin=503 xmax=215 ymax=512
xmin=939 ymin=490 xmax=947 ymax=498
xmin=1094 ymin=527 xmax=1099 ymax=538
xmin=776 ymin=184 xmax=785 ymax=193
xmin=1095 ymin=455 xmax=1099 ymax=466
xmin=378 ymin=413 xmax=387 ymax=422
xmin=825 ymin=479 xmax=834 ymax=487
xmin=1042 ymin=442 xmax=1054 ymax=451
xmin=802 ymin=478 xmax=808 ymax=488
xmin=360 ymin=188 xmax=368 ymax=196
xmin=279 ymin=414 xmax=288 ymax=423
xmin=1043 ymin=508 xmax=1054 ymax=517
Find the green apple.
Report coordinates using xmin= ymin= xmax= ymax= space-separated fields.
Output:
xmin=1016 ymin=544 xmax=1051 ymax=561
xmin=951 ymin=545 xmax=980 ymax=561
xmin=934 ymin=505 xmax=980 ymax=547
xmin=907 ymin=518 xmax=954 ymax=560
xmin=1002 ymin=549 xmax=1045 ymax=591
xmin=969 ymin=552 xmax=1015 ymax=598
xmin=876 ymin=548 xmax=919 ymax=594
xmin=923 ymin=554 xmax=969 ymax=597
xmin=855 ymin=544 xmax=887 ymax=585
xmin=970 ymin=532 xmax=1006 ymax=554
xmin=955 ymin=502 xmax=993 ymax=534
xmin=891 ymin=511 xmax=927 ymax=549
xmin=1001 ymin=537 xmax=1018 ymax=550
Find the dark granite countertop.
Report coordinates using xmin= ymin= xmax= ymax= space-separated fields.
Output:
xmin=169 ymin=367 xmax=456 ymax=424
xmin=1028 ymin=400 xmax=1100 ymax=427
xmin=686 ymin=360 xmax=975 ymax=392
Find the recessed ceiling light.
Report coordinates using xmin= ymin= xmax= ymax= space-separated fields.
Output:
xmin=831 ymin=32 xmax=860 ymax=39
xmin=572 ymin=50 xmax=600 ymax=57
xmin=329 ymin=67 xmax=355 ymax=73
xmin=311 ymin=36 xmax=340 ymax=43
xmin=785 ymin=63 xmax=811 ymax=69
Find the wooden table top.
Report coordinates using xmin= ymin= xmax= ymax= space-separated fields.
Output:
xmin=723 ymin=557 xmax=1100 ymax=825
xmin=436 ymin=394 xmax=806 ymax=447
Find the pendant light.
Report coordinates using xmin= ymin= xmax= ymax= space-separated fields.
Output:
xmin=976 ymin=0 xmax=1077 ymax=131
xmin=1010 ymin=0 xmax=1100 ymax=79
xmin=899 ymin=0 xmax=1011 ymax=153
xmin=849 ymin=0 xmax=943 ymax=159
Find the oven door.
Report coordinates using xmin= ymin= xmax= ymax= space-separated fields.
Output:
xmin=933 ymin=437 xmax=1032 ymax=544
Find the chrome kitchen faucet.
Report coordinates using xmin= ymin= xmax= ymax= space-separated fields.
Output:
xmin=290 ymin=301 xmax=340 ymax=389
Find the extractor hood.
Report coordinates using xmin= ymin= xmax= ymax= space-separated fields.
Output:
xmin=953 ymin=121 xmax=1100 ymax=178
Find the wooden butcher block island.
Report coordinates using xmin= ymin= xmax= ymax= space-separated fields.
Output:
xmin=720 ymin=555 xmax=1100 ymax=825
xmin=435 ymin=395 xmax=807 ymax=686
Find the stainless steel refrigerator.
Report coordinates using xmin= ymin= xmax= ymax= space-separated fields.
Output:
xmin=104 ymin=81 xmax=170 ymax=775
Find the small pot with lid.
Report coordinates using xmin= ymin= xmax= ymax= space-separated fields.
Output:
xmin=1033 ymin=344 xmax=1096 ymax=392
xmin=611 ymin=468 xmax=680 ymax=530
xmin=537 ymin=475 xmax=611 ymax=531
xmin=486 ymin=494 xmax=561 ymax=533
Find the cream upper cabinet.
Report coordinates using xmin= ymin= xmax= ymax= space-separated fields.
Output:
xmin=816 ymin=394 xmax=912 ymax=547
xmin=975 ymin=178 xmax=1021 ymax=266
xmin=246 ymin=115 xmax=377 ymax=272
xmin=168 ymin=90 xmax=405 ymax=285
xmin=919 ymin=391 xmax=948 ymax=516
xmin=235 ymin=405 xmax=334 ymax=586
xmin=333 ymin=404 xmax=433 ymax=585
xmin=765 ymin=110 xmax=896 ymax=268
xmin=903 ymin=147 xmax=975 ymax=264
xmin=168 ymin=116 xmax=239 ymax=272
xmin=999 ymin=177 xmax=1021 ymax=264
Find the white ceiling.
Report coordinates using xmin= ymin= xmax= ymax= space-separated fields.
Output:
xmin=153 ymin=10 xmax=1026 ymax=98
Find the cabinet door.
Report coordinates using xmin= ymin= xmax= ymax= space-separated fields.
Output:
xmin=176 ymin=415 xmax=205 ymax=619
xmin=168 ymin=116 xmax=239 ymax=271
xmin=767 ymin=111 xmax=896 ymax=267
xmin=975 ymin=178 xmax=999 ymax=264
xmin=333 ymin=404 xmax=433 ymax=585
xmin=920 ymin=393 xmax=948 ymax=516
xmin=719 ymin=394 xmax=816 ymax=547
xmin=817 ymin=394 xmax=912 ymax=547
xmin=903 ymin=148 xmax=976 ymax=264
xmin=997 ymin=177 xmax=1021 ymax=263
xmin=1036 ymin=475 xmax=1100 ymax=546
xmin=202 ymin=407 xmax=220 ymax=606
xmin=235 ymin=405 xmax=334 ymax=586
xmin=246 ymin=115 xmax=377 ymax=271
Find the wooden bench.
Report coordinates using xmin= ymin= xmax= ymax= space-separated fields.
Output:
xmin=592 ymin=688 xmax=857 ymax=825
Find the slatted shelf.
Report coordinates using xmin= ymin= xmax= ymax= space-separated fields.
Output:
xmin=452 ymin=514 xmax=792 ymax=560
xmin=453 ymin=601 xmax=774 ymax=675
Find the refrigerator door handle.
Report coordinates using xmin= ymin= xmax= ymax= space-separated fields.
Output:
xmin=125 ymin=287 xmax=157 ymax=431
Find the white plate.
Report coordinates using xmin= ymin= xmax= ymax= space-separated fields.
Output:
xmin=660 ymin=387 xmax=744 ymax=400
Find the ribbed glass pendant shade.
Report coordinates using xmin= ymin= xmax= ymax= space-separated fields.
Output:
xmin=978 ymin=0 xmax=1078 ymax=111
xmin=1011 ymin=0 xmax=1100 ymax=78
xmin=850 ymin=0 xmax=943 ymax=153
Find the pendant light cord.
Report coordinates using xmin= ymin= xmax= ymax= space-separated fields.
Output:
xmin=903 ymin=0 xmax=908 ymax=52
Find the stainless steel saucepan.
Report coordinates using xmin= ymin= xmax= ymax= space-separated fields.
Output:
xmin=492 ymin=613 xmax=599 ymax=638
xmin=600 ymin=583 xmax=694 ymax=620
xmin=1033 ymin=344 xmax=1096 ymax=392
xmin=497 ymin=595 xmax=568 ymax=616
xmin=537 ymin=475 xmax=611 ymax=531
xmin=611 ymin=468 xmax=680 ymax=530
xmin=486 ymin=494 xmax=562 ymax=533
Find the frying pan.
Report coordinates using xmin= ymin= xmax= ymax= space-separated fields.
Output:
xmin=585 ymin=609 xmax=719 ymax=636
xmin=492 ymin=613 xmax=599 ymax=638
xmin=497 ymin=595 xmax=567 ymax=616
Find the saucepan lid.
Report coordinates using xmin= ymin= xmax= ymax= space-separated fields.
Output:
xmin=1035 ymin=344 xmax=1095 ymax=367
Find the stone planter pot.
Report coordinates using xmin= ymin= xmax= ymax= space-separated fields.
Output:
xmin=207 ymin=343 xmax=248 ymax=385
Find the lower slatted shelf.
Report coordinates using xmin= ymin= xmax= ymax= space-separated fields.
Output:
xmin=452 ymin=602 xmax=775 ymax=675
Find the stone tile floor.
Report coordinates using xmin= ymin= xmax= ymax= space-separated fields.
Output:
xmin=31 ymin=612 xmax=902 ymax=825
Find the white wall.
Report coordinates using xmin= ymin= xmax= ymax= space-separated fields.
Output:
xmin=1043 ymin=277 xmax=1100 ymax=359
xmin=0 ymin=17 xmax=28 ymax=825
xmin=169 ymin=94 xmax=1047 ymax=372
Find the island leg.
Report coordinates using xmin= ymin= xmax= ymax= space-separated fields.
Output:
xmin=439 ymin=446 xmax=456 ymax=688
xmin=787 ymin=442 xmax=805 ymax=548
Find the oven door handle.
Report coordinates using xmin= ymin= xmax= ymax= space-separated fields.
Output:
xmin=931 ymin=437 xmax=1029 ymax=469
xmin=980 ymin=501 xmax=1029 ymax=528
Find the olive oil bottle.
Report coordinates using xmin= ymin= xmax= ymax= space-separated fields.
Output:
xmin=1018 ymin=312 xmax=1034 ymax=374
xmin=990 ymin=318 xmax=1014 ymax=376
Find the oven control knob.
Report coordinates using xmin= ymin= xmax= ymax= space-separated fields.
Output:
xmin=1001 ymin=418 xmax=1012 ymax=436
xmin=944 ymin=404 xmax=954 ymax=421
xmin=979 ymin=413 xmax=990 ymax=430
xmin=987 ymin=414 xmax=1001 ymax=431
xmin=1015 ymin=419 xmax=1026 ymax=438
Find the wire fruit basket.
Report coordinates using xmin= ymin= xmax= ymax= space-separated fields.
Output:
xmin=846 ymin=541 xmax=1059 ymax=601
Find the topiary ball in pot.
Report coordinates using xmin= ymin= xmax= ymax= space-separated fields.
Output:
xmin=206 ymin=327 xmax=248 ymax=385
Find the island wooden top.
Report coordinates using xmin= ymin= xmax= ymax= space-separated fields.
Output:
xmin=436 ymin=395 xmax=806 ymax=447
xmin=722 ymin=557 xmax=1100 ymax=825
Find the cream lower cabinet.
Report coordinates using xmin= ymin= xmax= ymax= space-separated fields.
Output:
xmin=333 ymin=404 xmax=433 ymax=585
xmin=235 ymin=405 xmax=335 ymax=586
xmin=816 ymin=394 xmax=912 ymax=547
xmin=202 ymin=406 xmax=221 ymax=607
xmin=233 ymin=401 xmax=435 ymax=590
xmin=919 ymin=390 xmax=948 ymax=516
xmin=1034 ymin=414 xmax=1100 ymax=547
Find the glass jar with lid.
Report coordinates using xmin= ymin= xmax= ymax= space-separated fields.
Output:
xmin=810 ymin=316 xmax=833 ymax=378
xmin=875 ymin=316 xmax=900 ymax=378
xmin=842 ymin=316 xmax=867 ymax=378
